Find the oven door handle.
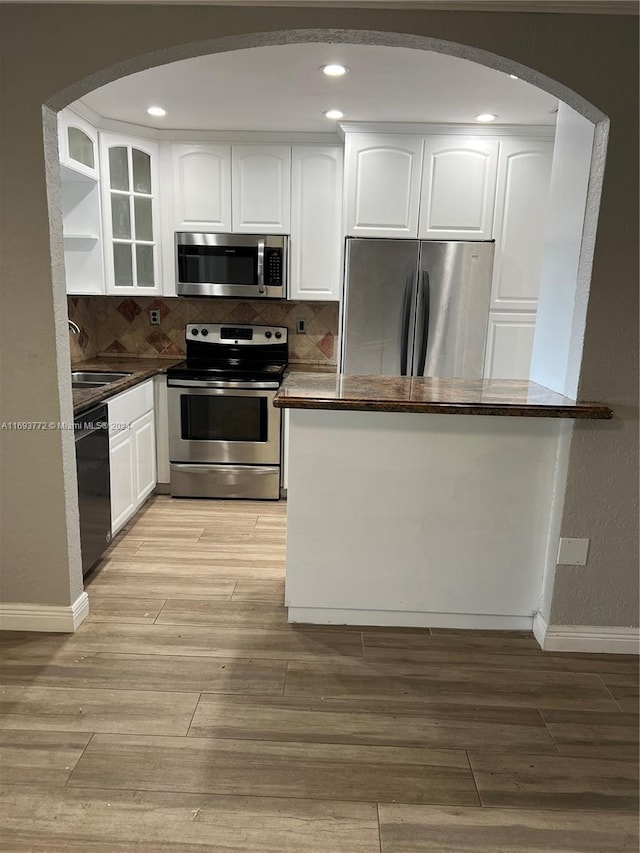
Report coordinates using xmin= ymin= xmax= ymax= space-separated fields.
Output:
xmin=167 ymin=378 xmax=280 ymax=390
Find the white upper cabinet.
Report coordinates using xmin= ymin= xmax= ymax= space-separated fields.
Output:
xmin=172 ymin=143 xmax=232 ymax=232
xmin=58 ymin=108 xmax=99 ymax=181
xmin=289 ymin=146 xmax=343 ymax=301
xmin=490 ymin=140 xmax=553 ymax=311
xmin=58 ymin=109 xmax=105 ymax=295
xmin=344 ymin=133 xmax=424 ymax=238
xmin=418 ymin=137 xmax=499 ymax=240
xmin=100 ymin=131 xmax=162 ymax=295
xmin=231 ymin=145 xmax=291 ymax=234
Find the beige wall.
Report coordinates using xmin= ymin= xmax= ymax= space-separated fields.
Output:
xmin=0 ymin=6 xmax=637 ymax=626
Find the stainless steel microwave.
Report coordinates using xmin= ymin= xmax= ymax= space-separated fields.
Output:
xmin=175 ymin=233 xmax=288 ymax=299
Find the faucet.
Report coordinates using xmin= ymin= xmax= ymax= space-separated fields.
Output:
xmin=68 ymin=320 xmax=81 ymax=334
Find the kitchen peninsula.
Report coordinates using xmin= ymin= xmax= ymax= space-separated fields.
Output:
xmin=275 ymin=374 xmax=612 ymax=631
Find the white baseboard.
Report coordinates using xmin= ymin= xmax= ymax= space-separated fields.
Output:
xmin=0 ymin=591 xmax=89 ymax=633
xmin=534 ymin=612 xmax=639 ymax=654
xmin=287 ymin=607 xmax=533 ymax=631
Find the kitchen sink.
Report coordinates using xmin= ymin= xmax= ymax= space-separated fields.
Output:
xmin=71 ymin=370 xmax=131 ymax=388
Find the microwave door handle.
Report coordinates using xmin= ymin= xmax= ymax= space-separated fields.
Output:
xmin=257 ymin=239 xmax=266 ymax=294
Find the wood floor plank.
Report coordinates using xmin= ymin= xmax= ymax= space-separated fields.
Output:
xmin=0 ymin=785 xmax=381 ymax=853
xmin=35 ymin=621 xmax=363 ymax=662
xmin=155 ymin=599 xmax=289 ymax=628
xmin=102 ymin=537 xmax=144 ymax=556
xmin=0 ymin=651 xmax=288 ymax=696
xmin=468 ymin=751 xmax=639 ymax=811
xmin=85 ymin=595 xmax=167 ymax=623
xmin=195 ymin=528 xmax=286 ymax=543
xmin=0 ymin=731 xmax=91 ymax=785
xmin=231 ymin=579 xmax=285 ymax=601
xmin=98 ymin=555 xmax=285 ymax=580
xmin=122 ymin=524 xmax=205 ymax=541
xmin=0 ymin=685 xmax=199 ymax=736
xmin=188 ymin=694 xmax=558 ymax=753
xmin=67 ymin=733 xmax=479 ymax=806
xmin=85 ymin=570 xmax=238 ymax=599
xmin=377 ymin=803 xmax=640 ymax=852
xmin=285 ymin=660 xmax=620 ymax=710
xmin=363 ymin=632 xmax=639 ymax=675
xmin=598 ymin=672 xmax=639 ymax=712
xmin=540 ymin=708 xmax=640 ymax=759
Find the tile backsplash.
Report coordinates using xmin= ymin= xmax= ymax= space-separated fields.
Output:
xmin=68 ymin=296 xmax=339 ymax=365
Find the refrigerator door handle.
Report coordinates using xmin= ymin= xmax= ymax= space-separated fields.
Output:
xmin=417 ymin=270 xmax=431 ymax=376
xmin=400 ymin=275 xmax=413 ymax=376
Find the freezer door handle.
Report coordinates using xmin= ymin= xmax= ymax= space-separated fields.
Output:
xmin=400 ymin=275 xmax=414 ymax=376
xmin=416 ymin=270 xmax=431 ymax=376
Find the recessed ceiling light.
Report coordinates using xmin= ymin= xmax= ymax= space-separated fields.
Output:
xmin=147 ymin=106 xmax=166 ymax=117
xmin=475 ymin=113 xmax=498 ymax=122
xmin=508 ymin=74 xmax=519 ymax=80
xmin=321 ymin=64 xmax=349 ymax=77
xmin=323 ymin=109 xmax=344 ymax=120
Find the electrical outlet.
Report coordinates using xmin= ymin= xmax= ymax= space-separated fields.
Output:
xmin=557 ymin=537 xmax=590 ymax=566
xmin=149 ymin=309 xmax=160 ymax=326
xmin=296 ymin=318 xmax=306 ymax=334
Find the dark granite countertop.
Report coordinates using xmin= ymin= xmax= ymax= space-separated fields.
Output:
xmin=286 ymin=362 xmax=338 ymax=374
xmin=274 ymin=373 xmax=613 ymax=419
xmin=72 ymin=357 xmax=182 ymax=416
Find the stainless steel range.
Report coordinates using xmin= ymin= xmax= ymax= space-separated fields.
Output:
xmin=167 ymin=323 xmax=288 ymax=500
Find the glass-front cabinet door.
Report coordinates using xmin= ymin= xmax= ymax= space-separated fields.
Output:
xmin=58 ymin=108 xmax=99 ymax=181
xmin=100 ymin=132 xmax=161 ymax=294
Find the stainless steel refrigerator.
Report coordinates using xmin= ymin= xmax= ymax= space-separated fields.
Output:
xmin=340 ymin=239 xmax=494 ymax=378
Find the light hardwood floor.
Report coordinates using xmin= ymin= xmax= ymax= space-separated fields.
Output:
xmin=1 ymin=495 xmax=638 ymax=851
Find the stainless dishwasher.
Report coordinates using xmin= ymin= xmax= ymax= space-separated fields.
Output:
xmin=74 ymin=403 xmax=111 ymax=576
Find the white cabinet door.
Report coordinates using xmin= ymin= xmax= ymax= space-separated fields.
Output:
xmin=484 ymin=312 xmax=537 ymax=380
xmin=418 ymin=137 xmax=499 ymax=240
xmin=109 ymin=431 xmax=135 ymax=535
xmin=108 ymin=380 xmax=156 ymax=534
xmin=172 ymin=143 xmax=232 ymax=232
xmin=490 ymin=140 xmax=553 ymax=311
xmin=344 ymin=133 xmax=424 ymax=238
xmin=133 ymin=409 xmax=156 ymax=504
xmin=58 ymin=108 xmax=99 ymax=181
xmin=232 ymin=145 xmax=291 ymax=233
xmin=290 ymin=146 xmax=343 ymax=301
xmin=100 ymin=131 xmax=162 ymax=295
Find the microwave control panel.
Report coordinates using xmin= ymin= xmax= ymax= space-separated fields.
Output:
xmin=265 ymin=248 xmax=283 ymax=286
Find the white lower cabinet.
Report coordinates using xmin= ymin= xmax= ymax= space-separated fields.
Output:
xmin=484 ymin=312 xmax=537 ymax=380
xmin=109 ymin=431 xmax=136 ymax=534
xmin=108 ymin=380 xmax=156 ymax=535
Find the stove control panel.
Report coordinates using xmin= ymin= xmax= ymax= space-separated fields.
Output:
xmin=185 ymin=323 xmax=288 ymax=346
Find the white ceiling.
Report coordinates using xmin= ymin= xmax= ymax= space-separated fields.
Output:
xmin=79 ymin=43 xmax=558 ymax=133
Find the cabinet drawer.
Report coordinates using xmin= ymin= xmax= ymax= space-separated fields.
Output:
xmin=108 ymin=379 xmax=153 ymax=436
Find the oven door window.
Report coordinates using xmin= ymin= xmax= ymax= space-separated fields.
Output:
xmin=177 ymin=245 xmax=257 ymax=286
xmin=181 ymin=394 xmax=268 ymax=442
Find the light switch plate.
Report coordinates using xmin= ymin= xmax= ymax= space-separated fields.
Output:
xmin=557 ymin=537 xmax=590 ymax=566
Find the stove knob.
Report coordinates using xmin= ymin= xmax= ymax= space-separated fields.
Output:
xmin=275 ymin=331 xmax=282 ymax=339
xmin=201 ymin=329 xmax=208 ymax=337
xmin=265 ymin=331 xmax=272 ymax=339
xmin=192 ymin=328 xmax=199 ymax=336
